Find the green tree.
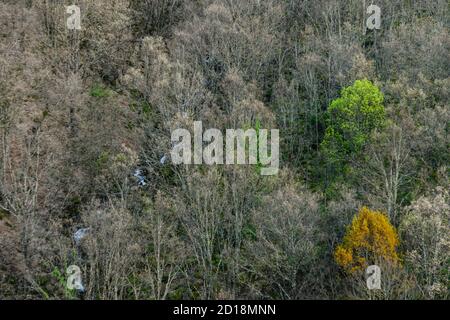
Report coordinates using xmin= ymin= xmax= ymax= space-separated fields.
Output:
xmin=321 ymin=79 xmax=386 ymax=167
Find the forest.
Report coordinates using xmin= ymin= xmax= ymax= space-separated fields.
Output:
xmin=0 ymin=0 xmax=448 ymax=300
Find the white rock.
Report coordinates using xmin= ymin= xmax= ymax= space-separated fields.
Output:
xmin=74 ymin=228 xmax=90 ymax=245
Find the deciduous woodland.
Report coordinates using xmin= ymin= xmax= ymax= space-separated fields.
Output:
xmin=0 ymin=0 xmax=448 ymax=300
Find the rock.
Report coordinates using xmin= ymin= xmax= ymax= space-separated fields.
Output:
xmin=133 ymin=169 xmax=147 ymax=186
xmin=73 ymin=228 xmax=90 ymax=245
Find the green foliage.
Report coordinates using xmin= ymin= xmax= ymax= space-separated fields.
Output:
xmin=321 ymin=79 xmax=386 ymax=165
xmin=51 ymin=267 xmax=77 ymax=300
xmin=95 ymin=151 xmax=110 ymax=170
xmin=0 ymin=208 xmax=7 ymax=220
xmin=90 ymin=84 xmax=112 ymax=98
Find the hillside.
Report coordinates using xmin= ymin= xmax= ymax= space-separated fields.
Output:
xmin=0 ymin=0 xmax=448 ymax=300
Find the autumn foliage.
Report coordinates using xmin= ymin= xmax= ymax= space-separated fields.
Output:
xmin=334 ymin=207 xmax=400 ymax=272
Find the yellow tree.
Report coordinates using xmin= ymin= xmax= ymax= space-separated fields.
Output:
xmin=334 ymin=207 xmax=400 ymax=272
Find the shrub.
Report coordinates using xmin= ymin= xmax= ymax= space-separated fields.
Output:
xmin=90 ymin=84 xmax=112 ymax=98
